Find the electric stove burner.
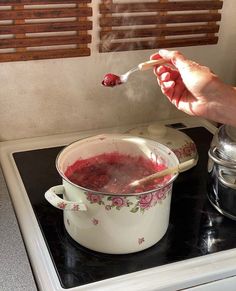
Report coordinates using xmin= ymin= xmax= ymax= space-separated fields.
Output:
xmin=12 ymin=127 xmax=236 ymax=289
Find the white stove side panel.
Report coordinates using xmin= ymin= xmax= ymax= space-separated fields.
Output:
xmin=185 ymin=275 xmax=236 ymax=291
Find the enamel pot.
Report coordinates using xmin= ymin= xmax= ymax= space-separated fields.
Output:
xmin=45 ymin=134 xmax=179 ymax=254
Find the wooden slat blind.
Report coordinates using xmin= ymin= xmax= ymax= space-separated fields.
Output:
xmin=99 ymin=0 xmax=223 ymax=53
xmin=0 ymin=0 xmax=92 ymax=62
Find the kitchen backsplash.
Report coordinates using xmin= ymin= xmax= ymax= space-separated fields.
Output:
xmin=0 ymin=1 xmax=235 ymax=141
xmin=0 ymin=0 xmax=92 ymax=62
xmin=0 ymin=0 xmax=223 ymax=63
xmin=99 ymin=0 xmax=223 ymax=53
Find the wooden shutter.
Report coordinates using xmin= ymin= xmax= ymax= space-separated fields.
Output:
xmin=0 ymin=0 xmax=92 ymax=62
xmin=99 ymin=0 xmax=223 ymax=53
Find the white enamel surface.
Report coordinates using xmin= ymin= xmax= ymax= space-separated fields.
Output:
xmin=148 ymin=123 xmax=168 ymax=137
xmin=2 ymin=118 xmax=235 ymax=291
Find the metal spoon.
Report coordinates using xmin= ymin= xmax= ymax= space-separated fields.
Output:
xmin=101 ymin=59 xmax=167 ymax=87
xmin=120 ymin=59 xmax=167 ymax=83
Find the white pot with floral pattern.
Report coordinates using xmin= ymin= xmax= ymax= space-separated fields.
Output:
xmin=45 ymin=134 xmax=179 ymax=254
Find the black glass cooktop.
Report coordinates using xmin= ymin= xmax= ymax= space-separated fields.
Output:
xmin=13 ymin=127 xmax=236 ymax=289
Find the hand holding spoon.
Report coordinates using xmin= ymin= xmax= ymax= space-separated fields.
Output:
xmin=102 ymin=59 xmax=166 ymax=87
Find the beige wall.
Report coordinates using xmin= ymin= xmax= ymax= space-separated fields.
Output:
xmin=0 ymin=0 xmax=235 ymax=141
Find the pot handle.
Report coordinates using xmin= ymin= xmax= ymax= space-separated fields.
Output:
xmin=218 ymin=170 xmax=236 ymax=190
xmin=209 ymin=147 xmax=236 ymax=169
xmin=45 ymin=185 xmax=87 ymax=211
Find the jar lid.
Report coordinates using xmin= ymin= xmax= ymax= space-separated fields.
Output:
xmin=127 ymin=123 xmax=198 ymax=171
xmin=212 ymin=125 xmax=236 ymax=162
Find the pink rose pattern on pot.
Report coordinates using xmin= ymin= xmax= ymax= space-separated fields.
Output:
xmin=138 ymin=237 xmax=145 ymax=245
xmin=139 ymin=194 xmax=153 ymax=209
xmin=173 ymin=141 xmax=196 ymax=160
xmin=86 ymin=192 xmax=104 ymax=205
xmin=105 ymin=205 xmax=112 ymax=211
xmin=92 ymin=218 xmax=99 ymax=225
xmin=84 ymin=185 xmax=171 ymax=213
xmin=72 ymin=204 xmax=80 ymax=211
xmin=155 ymin=186 xmax=169 ymax=201
xmin=111 ymin=197 xmax=125 ymax=207
xmin=107 ymin=196 xmax=133 ymax=210
xmin=57 ymin=201 xmax=66 ymax=209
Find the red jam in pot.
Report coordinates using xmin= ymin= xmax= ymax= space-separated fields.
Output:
xmin=64 ymin=152 xmax=169 ymax=194
xmin=101 ymin=74 xmax=122 ymax=87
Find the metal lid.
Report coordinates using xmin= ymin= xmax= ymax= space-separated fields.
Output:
xmin=212 ymin=125 xmax=236 ymax=162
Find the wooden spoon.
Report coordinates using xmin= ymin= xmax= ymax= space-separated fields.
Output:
xmin=130 ymin=158 xmax=196 ymax=188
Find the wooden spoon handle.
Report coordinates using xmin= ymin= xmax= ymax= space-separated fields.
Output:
xmin=130 ymin=159 xmax=196 ymax=188
xmin=138 ymin=59 xmax=166 ymax=71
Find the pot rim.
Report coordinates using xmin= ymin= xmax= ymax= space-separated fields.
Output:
xmin=55 ymin=135 xmax=179 ymax=197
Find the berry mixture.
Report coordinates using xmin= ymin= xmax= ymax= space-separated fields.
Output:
xmin=64 ymin=152 xmax=169 ymax=194
xmin=101 ymin=73 xmax=122 ymax=87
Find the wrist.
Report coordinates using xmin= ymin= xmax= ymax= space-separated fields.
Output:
xmin=211 ymin=82 xmax=236 ymax=126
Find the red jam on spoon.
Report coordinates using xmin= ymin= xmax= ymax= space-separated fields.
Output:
xmin=101 ymin=73 xmax=122 ymax=87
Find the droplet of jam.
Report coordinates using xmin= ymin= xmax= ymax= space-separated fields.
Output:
xmin=101 ymin=73 xmax=122 ymax=87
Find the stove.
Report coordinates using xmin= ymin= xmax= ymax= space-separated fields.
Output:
xmin=1 ymin=117 xmax=236 ymax=291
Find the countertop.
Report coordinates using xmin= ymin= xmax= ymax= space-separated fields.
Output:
xmin=0 ymin=167 xmax=37 ymax=291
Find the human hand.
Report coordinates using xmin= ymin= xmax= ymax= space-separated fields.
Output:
xmin=150 ymin=49 xmax=224 ymax=119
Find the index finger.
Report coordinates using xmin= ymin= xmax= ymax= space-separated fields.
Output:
xmin=150 ymin=51 xmax=173 ymax=67
xmin=150 ymin=53 xmax=163 ymax=61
